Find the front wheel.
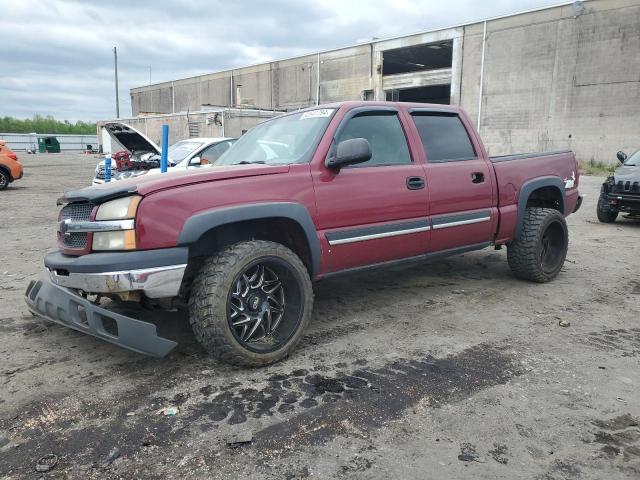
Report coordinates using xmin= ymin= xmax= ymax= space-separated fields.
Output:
xmin=189 ymin=240 xmax=313 ymax=367
xmin=597 ymin=193 xmax=618 ymax=223
xmin=507 ymin=208 xmax=569 ymax=283
xmin=0 ymin=169 xmax=9 ymax=191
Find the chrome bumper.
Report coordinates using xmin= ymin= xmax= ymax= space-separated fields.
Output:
xmin=48 ymin=264 xmax=187 ymax=298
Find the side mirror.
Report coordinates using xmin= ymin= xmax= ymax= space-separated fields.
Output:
xmin=616 ymin=151 xmax=627 ymax=163
xmin=190 ymin=156 xmax=201 ymax=166
xmin=325 ymin=138 xmax=372 ymax=170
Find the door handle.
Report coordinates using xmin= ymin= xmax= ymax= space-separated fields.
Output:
xmin=406 ymin=176 xmax=425 ymax=190
xmin=471 ymin=172 xmax=485 ymax=184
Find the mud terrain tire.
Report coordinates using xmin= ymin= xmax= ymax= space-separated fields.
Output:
xmin=507 ymin=208 xmax=568 ymax=283
xmin=189 ymin=240 xmax=313 ymax=367
xmin=596 ymin=192 xmax=618 ymax=223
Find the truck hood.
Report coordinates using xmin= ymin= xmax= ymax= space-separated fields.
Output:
xmin=614 ymin=165 xmax=640 ymax=183
xmin=104 ymin=122 xmax=160 ymax=155
xmin=63 ymin=164 xmax=291 ymax=204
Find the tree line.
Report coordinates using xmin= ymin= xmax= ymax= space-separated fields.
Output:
xmin=0 ymin=115 xmax=96 ymax=134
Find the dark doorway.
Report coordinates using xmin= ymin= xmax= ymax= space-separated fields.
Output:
xmin=383 ymin=41 xmax=453 ymax=75
xmin=385 ymin=84 xmax=451 ymax=105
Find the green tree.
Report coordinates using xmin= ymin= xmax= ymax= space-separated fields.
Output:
xmin=0 ymin=115 xmax=96 ymax=134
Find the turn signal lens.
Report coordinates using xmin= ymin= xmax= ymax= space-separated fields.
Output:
xmin=92 ymin=230 xmax=137 ymax=251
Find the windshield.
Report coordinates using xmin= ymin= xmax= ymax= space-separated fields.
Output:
xmin=623 ymin=149 xmax=640 ymax=167
xmin=168 ymin=141 xmax=204 ymax=163
xmin=215 ymin=109 xmax=335 ymax=166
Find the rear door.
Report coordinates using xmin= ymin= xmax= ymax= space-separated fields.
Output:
xmin=312 ymin=107 xmax=430 ymax=273
xmin=410 ymin=110 xmax=497 ymax=251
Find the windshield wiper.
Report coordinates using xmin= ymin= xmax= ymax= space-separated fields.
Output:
xmin=234 ymin=160 xmax=266 ymax=165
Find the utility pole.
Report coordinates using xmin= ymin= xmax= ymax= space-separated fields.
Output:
xmin=113 ymin=46 xmax=120 ymax=118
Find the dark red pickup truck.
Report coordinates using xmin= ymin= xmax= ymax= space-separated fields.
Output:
xmin=26 ymin=101 xmax=582 ymax=366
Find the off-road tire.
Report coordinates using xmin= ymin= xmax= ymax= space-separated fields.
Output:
xmin=596 ymin=193 xmax=618 ymax=223
xmin=507 ymin=208 xmax=568 ymax=283
xmin=189 ymin=240 xmax=313 ymax=367
xmin=0 ymin=169 xmax=9 ymax=191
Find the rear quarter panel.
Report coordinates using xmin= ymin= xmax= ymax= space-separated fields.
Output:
xmin=491 ymin=152 xmax=579 ymax=243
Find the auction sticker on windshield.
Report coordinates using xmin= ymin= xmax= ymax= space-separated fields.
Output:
xmin=300 ymin=109 xmax=334 ymax=120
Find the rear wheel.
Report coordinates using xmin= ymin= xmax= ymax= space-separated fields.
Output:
xmin=597 ymin=193 xmax=618 ymax=223
xmin=189 ymin=240 xmax=313 ymax=366
xmin=507 ymin=208 xmax=568 ymax=283
xmin=0 ymin=169 xmax=9 ymax=191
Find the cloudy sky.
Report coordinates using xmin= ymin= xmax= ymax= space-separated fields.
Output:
xmin=0 ymin=0 xmax=560 ymax=122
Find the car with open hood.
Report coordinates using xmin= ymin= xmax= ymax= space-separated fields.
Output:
xmin=597 ymin=149 xmax=640 ymax=222
xmin=93 ymin=122 xmax=235 ymax=184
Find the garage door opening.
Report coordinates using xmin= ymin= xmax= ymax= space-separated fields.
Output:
xmin=386 ymin=84 xmax=451 ymax=104
xmin=383 ymin=41 xmax=453 ymax=75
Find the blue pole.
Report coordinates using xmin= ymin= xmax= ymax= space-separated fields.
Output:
xmin=161 ymin=124 xmax=169 ymax=173
xmin=105 ymin=155 xmax=112 ymax=182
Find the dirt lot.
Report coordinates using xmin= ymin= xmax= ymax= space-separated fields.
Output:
xmin=1 ymin=153 xmax=639 ymax=479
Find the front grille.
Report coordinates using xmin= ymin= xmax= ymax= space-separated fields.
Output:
xmin=613 ymin=180 xmax=640 ymax=195
xmin=60 ymin=202 xmax=94 ymax=249
xmin=63 ymin=232 xmax=88 ymax=248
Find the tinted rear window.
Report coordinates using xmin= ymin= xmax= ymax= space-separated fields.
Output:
xmin=412 ymin=113 xmax=476 ymax=162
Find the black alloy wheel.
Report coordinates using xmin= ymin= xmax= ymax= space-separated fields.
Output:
xmin=227 ymin=260 xmax=302 ymax=353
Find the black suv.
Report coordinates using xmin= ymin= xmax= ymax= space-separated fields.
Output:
xmin=597 ymin=150 xmax=640 ymax=223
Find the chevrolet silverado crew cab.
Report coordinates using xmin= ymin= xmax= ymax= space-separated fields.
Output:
xmin=26 ymin=102 xmax=582 ymax=366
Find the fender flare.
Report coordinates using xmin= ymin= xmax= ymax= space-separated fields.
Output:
xmin=178 ymin=202 xmax=321 ymax=275
xmin=514 ymin=176 xmax=565 ymax=240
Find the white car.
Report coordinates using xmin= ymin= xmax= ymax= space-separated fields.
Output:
xmin=93 ymin=122 xmax=236 ymax=185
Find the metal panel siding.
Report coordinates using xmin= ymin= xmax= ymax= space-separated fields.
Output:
xmin=0 ymin=133 xmax=98 ymax=152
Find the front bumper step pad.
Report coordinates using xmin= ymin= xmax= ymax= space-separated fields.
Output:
xmin=25 ymin=278 xmax=177 ymax=357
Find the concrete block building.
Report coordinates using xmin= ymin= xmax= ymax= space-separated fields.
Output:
xmin=116 ymin=0 xmax=639 ymax=163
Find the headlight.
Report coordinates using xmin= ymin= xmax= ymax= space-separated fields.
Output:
xmin=95 ymin=195 xmax=141 ymax=220
xmin=93 ymin=195 xmax=141 ymax=251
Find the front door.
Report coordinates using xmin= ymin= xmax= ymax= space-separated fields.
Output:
xmin=312 ymin=109 xmax=429 ymax=273
xmin=411 ymin=110 xmax=497 ymax=251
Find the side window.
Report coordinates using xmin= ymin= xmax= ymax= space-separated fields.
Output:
xmin=199 ymin=141 xmax=232 ymax=164
xmin=336 ymin=112 xmax=412 ymax=166
xmin=412 ymin=113 xmax=476 ymax=162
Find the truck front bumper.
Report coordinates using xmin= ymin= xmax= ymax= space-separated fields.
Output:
xmin=25 ymin=278 xmax=177 ymax=357
xmin=603 ymin=192 xmax=640 ymax=210
xmin=44 ymin=248 xmax=188 ymax=298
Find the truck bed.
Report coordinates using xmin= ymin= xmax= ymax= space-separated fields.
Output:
xmin=488 ymin=150 xmax=580 ymax=244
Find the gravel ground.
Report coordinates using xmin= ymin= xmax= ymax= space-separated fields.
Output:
xmin=1 ymin=153 xmax=639 ymax=479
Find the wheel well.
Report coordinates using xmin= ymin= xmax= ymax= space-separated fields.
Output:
xmin=181 ymin=218 xmax=313 ymax=296
xmin=525 ymin=186 xmax=564 ymax=213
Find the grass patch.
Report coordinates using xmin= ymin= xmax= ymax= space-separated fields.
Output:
xmin=580 ymin=160 xmax=616 ymax=176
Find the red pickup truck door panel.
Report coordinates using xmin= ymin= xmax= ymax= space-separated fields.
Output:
xmin=312 ymin=108 xmax=429 ymax=273
xmin=409 ymin=110 xmax=497 ymax=251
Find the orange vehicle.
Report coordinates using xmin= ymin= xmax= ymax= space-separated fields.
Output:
xmin=0 ymin=140 xmax=23 ymax=190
